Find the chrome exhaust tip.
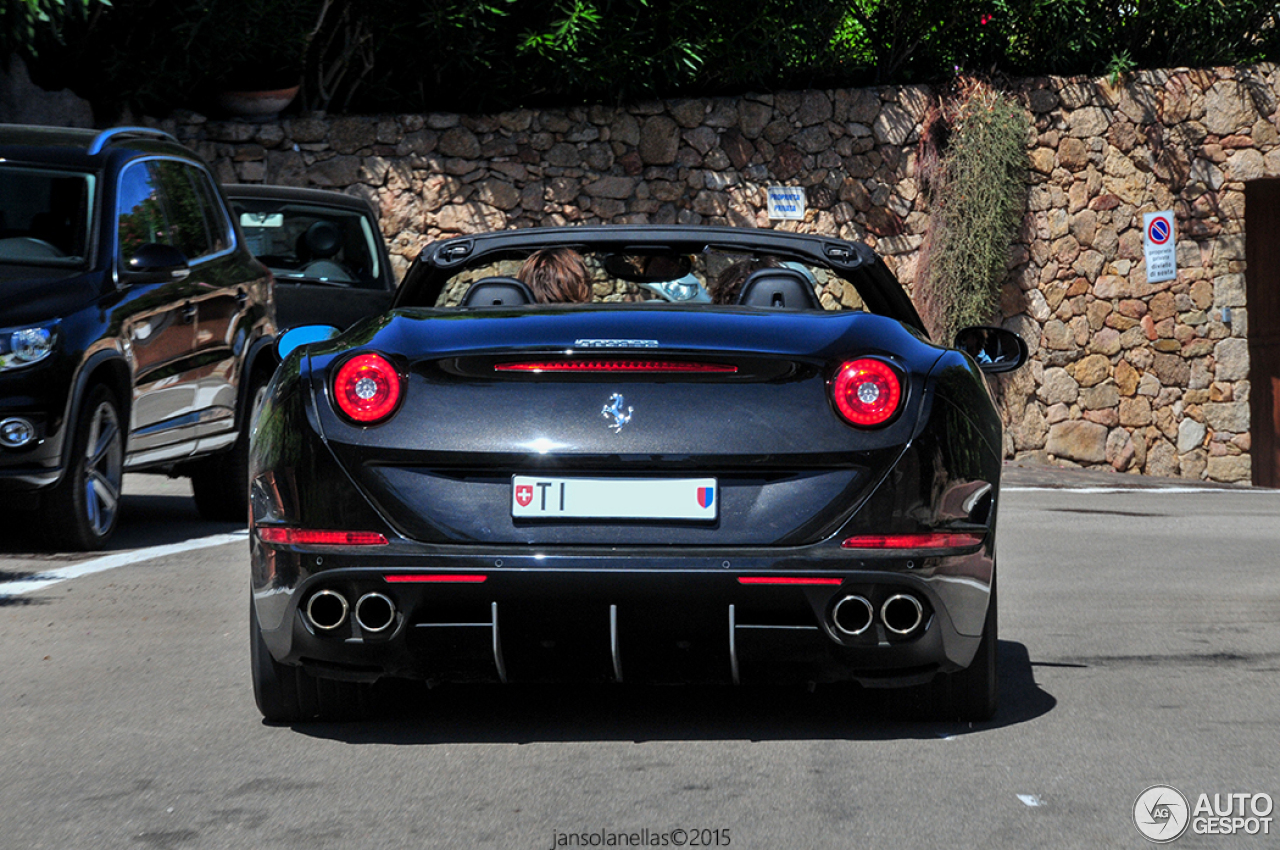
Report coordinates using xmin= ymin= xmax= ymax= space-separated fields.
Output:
xmin=305 ymin=589 xmax=349 ymax=631
xmin=355 ymin=592 xmax=396 ymax=633
xmin=831 ymin=595 xmax=875 ymax=636
xmin=881 ymin=594 xmax=924 ymax=635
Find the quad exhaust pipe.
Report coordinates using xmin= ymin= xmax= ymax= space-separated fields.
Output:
xmin=355 ymin=592 xmax=397 ymax=633
xmin=306 ymin=589 xmax=349 ymax=631
xmin=880 ymin=594 xmax=924 ymax=635
xmin=830 ymin=592 xmax=926 ymax=637
xmin=831 ymin=595 xmax=875 ymax=636
xmin=304 ymin=589 xmax=398 ymax=634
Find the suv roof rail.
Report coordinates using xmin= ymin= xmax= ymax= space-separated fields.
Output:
xmin=88 ymin=126 xmax=180 ymax=156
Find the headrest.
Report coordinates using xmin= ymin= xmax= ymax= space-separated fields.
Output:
xmin=461 ymin=276 xmax=536 ymax=307
xmin=736 ymin=267 xmax=821 ymax=309
xmin=302 ymin=220 xmax=343 ymax=259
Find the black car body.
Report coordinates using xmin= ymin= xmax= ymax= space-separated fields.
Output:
xmin=249 ymin=225 xmax=1026 ymax=722
xmin=222 ymin=184 xmax=395 ymax=331
xmin=0 ymin=125 xmax=276 ymax=548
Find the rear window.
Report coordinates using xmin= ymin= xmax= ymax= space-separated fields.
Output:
xmin=0 ymin=166 xmax=95 ymax=266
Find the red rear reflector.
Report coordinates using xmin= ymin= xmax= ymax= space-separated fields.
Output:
xmin=332 ymin=352 xmax=402 ymax=423
xmin=840 ymin=532 xmax=985 ymax=550
xmin=495 ymin=360 xmax=737 ymax=374
xmin=737 ymin=576 xmax=845 ymax=586
xmin=383 ymin=574 xmax=488 ymax=583
xmin=831 ymin=358 xmax=902 ymax=427
xmin=258 ymin=528 xmax=388 ymax=546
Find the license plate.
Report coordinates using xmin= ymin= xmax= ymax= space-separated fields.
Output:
xmin=511 ymin=476 xmax=717 ymax=520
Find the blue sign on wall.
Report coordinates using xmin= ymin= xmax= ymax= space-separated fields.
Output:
xmin=767 ymin=186 xmax=805 ymax=221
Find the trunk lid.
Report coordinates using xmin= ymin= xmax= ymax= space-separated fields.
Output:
xmin=311 ymin=306 xmax=941 ymax=546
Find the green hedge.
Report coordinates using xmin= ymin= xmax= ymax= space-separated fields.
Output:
xmin=14 ymin=0 xmax=1280 ymax=118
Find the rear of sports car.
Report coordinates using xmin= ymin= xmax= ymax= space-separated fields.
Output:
xmin=249 ymin=305 xmax=1005 ymax=722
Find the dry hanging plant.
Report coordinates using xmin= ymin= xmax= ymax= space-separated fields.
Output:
xmin=914 ymin=79 xmax=1029 ymax=344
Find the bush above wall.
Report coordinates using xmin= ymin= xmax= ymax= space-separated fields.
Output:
xmin=15 ymin=0 xmax=1280 ymax=120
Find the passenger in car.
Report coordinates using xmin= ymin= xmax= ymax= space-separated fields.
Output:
xmin=518 ymin=247 xmax=592 ymax=303
xmin=709 ymin=255 xmax=783 ymax=304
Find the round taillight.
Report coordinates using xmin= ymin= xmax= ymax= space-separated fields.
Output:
xmin=831 ymin=358 xmax=902 ymax=427
xmin=332 ymin=353 xmax=402 ymax=423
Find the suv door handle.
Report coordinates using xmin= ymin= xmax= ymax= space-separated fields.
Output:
xmin=181 ymin=302 xmax=197 ymax=323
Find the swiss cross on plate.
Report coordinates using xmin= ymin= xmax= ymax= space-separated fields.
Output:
xmin=515 ymin=484 xmax=533 ymax=507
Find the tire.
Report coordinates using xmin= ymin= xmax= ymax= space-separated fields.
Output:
xmin=251 ymin=599 xmax=304 ymax=722
xmin=191 ymin=372 xmax=269 ymax=523
xmin=882 ymin=575 xmax=997 ymax=723
xmin=933 ymin=575 xmax=998 ymax=722
xmin=41 ymin=385 xmax=124 ymax=551
xmin=250 ymin=598 xmax=367 ymax=723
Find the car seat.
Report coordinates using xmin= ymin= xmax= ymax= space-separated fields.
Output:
xmin=297 ymin=220 xmax=356 ymax=283
xmin=461 ymin=276 xmax=536 ymax=306
xmin=735 ymin=267 xmax=821 ymax=309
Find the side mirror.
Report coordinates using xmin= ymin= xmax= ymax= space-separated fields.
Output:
xmin=123 ymin=242 xmax=190 ymax=283
xmin=276 ymin=325 xmax=341 ymax=360
xmin=954 ymin=326 xmax=1028 ymax=374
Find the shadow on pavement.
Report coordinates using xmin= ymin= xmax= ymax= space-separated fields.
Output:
xmin=291 ymin=640 xmax=1054 ymax=745
xmin=1001 ymin=459 xmax=1257 ymax=490
xmin=0 ymin=474 xmax=242 ymax=558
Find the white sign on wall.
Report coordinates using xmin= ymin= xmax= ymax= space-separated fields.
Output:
xmin=767 ymin=186 xmax=805 ymax=220
xmin=1143 ymin=210 xmax=1177 ymax=284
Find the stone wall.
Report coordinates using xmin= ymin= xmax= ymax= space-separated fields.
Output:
xmin=160 ymin=63 xmax=1278 ymax=483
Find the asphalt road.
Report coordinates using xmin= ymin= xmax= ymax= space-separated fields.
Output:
xmin=1 ymin=467 xmax=1277 ymax=849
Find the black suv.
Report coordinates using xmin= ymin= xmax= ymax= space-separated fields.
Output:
xmin=0 ymin=124 xmax=275 ymax=549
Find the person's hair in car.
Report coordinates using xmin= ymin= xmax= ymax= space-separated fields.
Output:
xmin=709 ymin=255 xmax=783 ymax=305
xmin=518 ymin=247 xmax=592 ymax=303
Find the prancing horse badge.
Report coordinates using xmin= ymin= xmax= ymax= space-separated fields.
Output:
xmin=601 ymin=393 xmax=633 ymax=433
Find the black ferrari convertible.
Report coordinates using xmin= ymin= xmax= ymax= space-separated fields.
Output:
xmin=248 ymin=225 xmax=1027 ymax=722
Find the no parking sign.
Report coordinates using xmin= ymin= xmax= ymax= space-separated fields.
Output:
xmin=1143 ymin=210 xmax=1176 ymax=284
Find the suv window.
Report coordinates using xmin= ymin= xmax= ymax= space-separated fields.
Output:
xmin=0 ymin=165 xmax=95 ymax=266
xmin=116 ymin=160 xmax=228 ymax=267
xmin=188 ymin=167 xmax=232 ymax=255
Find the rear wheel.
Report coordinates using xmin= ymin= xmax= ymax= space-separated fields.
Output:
xmin=924 ymin=576 xmax=997 ymax=722
xmin=943 ymin=579 xmax=998 ymax=721
xmin=251 ymin=599 xmax=303 ymax=722
xmin=192 ymin=372 xmax=269 ymax=522
xmin=41 ymin=385 xmax=124 ymax=551
xmin=250 ymin=599 xmax=367 ymax=722
xmin=883 ymin=576 xmax=997 ymax=723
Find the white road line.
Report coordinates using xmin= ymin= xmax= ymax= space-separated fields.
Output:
xmin=0 ymin=531 xmax=248 ymax=598
xmin=1004 ymin=486 xmax=1274 ymax=494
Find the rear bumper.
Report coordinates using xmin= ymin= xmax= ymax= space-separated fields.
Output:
xmin=251 ymin=543 xmax=992 ymax=688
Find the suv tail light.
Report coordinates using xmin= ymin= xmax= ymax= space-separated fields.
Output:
xmin=831 ymin=358 xmax=902 ymax=427
xmin=332 ymin=352 xmax=402 ymax=423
